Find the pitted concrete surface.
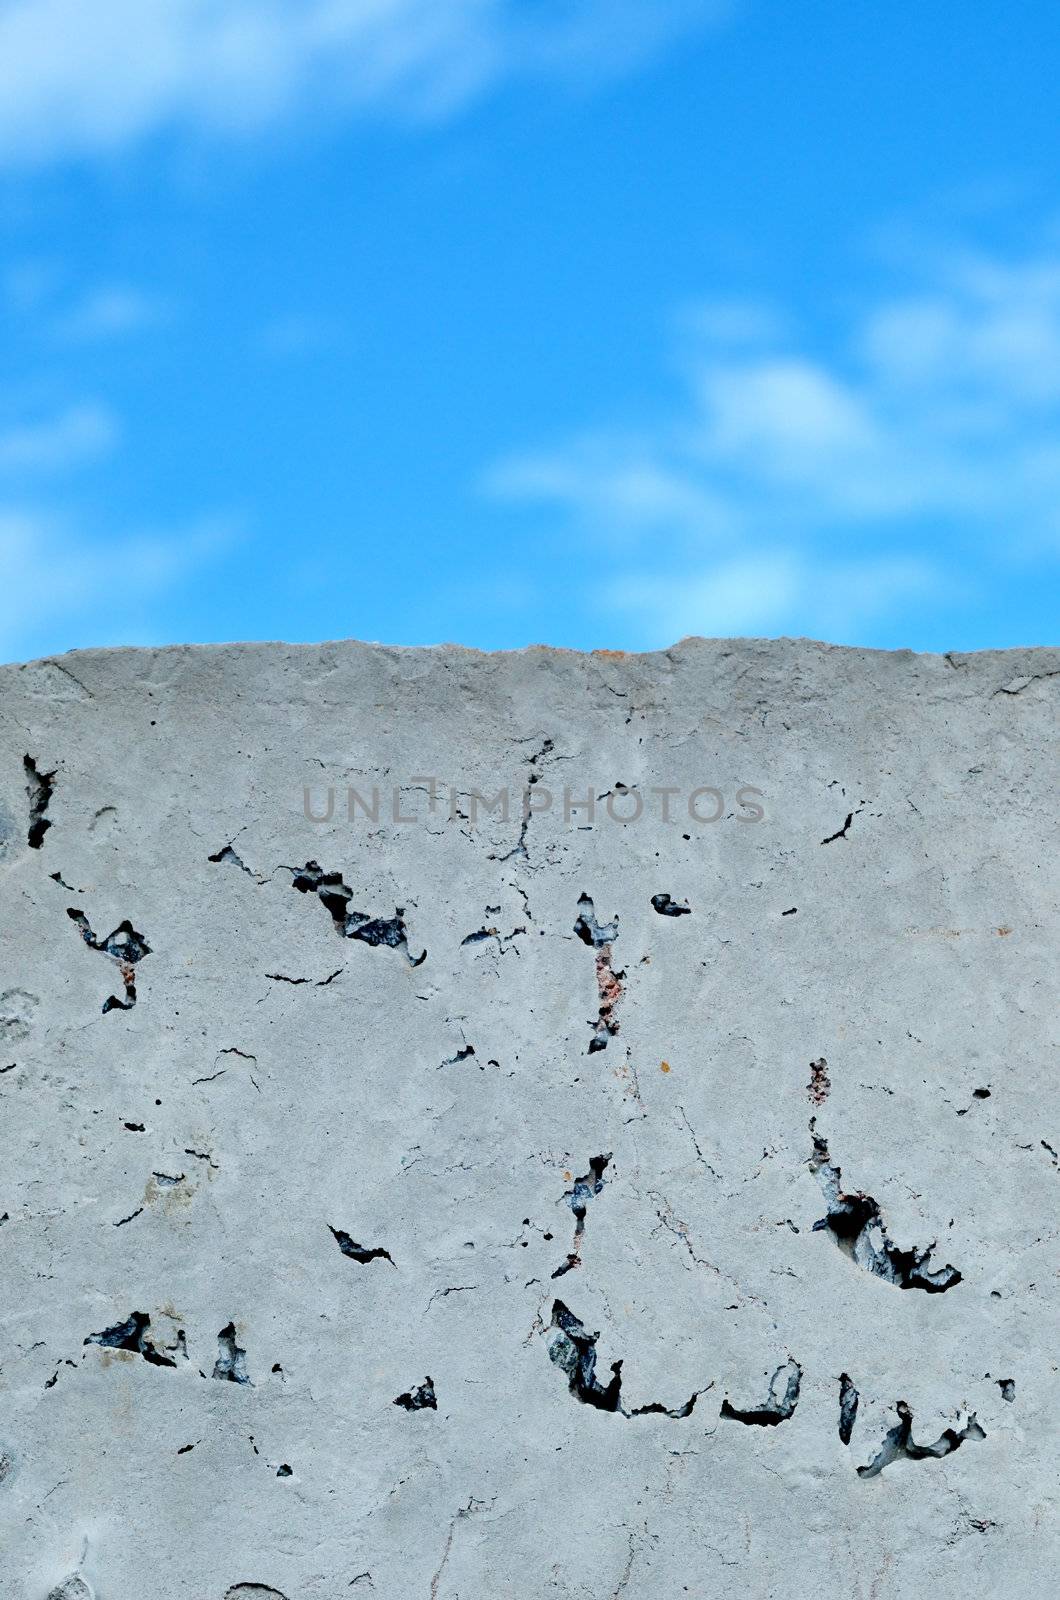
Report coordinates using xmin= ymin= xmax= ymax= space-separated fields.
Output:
xmin=0 ymin=636 xmax=1057 ymax=1599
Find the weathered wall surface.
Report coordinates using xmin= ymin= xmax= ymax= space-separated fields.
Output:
xmin=0 ymin=636 xmax=1057 ymax=1600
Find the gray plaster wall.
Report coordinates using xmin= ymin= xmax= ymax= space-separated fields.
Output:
xmin=0 ymin=636 xmax=1057 ymax=1600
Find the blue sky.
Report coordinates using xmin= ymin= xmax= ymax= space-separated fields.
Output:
xmin=1 ymin=0 xmax=1058 ymax=662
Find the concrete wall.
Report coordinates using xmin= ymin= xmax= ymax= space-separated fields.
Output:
xmin=0 ymin=636 xmax=1057 ymax=1599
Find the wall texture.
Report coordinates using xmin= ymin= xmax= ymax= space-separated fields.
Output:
xmin=0 ymin=636 xmax=1057 ymax=1600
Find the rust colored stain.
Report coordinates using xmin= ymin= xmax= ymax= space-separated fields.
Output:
xmin=595 ymin=949 xmax=623 ymax=1039
xmin=808 ymin=1057 xmax=831 ymax=1106
xmin=660 ymin=1061 xmax=671 ymax=1074
xmin=996 ymin=926 xmax=1012 ymax=936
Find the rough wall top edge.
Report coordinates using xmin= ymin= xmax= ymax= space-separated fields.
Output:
xmin=3 ymin=632 xmax=1059 ymax=678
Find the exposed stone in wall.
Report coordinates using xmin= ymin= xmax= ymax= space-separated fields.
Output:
xmin=0 ymin=636 xmax=1057 ymax=1598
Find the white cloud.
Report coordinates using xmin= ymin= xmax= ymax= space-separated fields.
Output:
xmin=860 ymin=264 xmax=1060 ymax=408
xmin=0 ymin=403 xmax=118 ymax=473
xmin=53 ymin=286 xmax=168 ymax=341
xmin=0 ymin=0 xmax=727 ymax=167
xmin=485 ymin=246 xmax=1060 ymax=640
xmin=604 ymin=554 xmax=941 ymax=643
xmin=4 ymin=257 xmax=63 ymax=314
xmin=678 ymin=296 xmax=790 ymax=348
xmin=0 ymin=509 xmax=235 ymax=662
xmin=486 ymin=443 xmax=738 ymax=542
xmin=695 ymin=358 xmax=878 ymax=463
xmin=2 ymin=267 xmax=169 ymax=340
xmin=257 ymin=313 xmax=345 ymax=358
